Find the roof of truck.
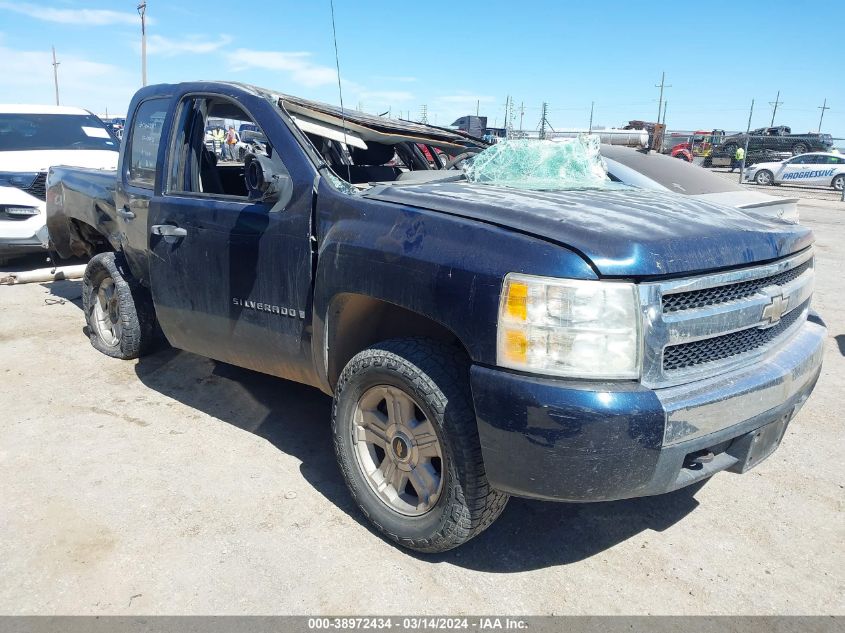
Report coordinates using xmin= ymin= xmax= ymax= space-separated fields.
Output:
xmin=152 ymin=81 xmax=487 ymax=149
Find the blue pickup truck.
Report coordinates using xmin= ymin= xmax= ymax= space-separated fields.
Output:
xmin=46 ymin=82 xmax=825 ymax=553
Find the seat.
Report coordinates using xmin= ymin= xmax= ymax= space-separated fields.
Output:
xmin=200 ymin=146 xmax=224 ymax=194
xmin=334 ymin=142 xmax=402 ymax=184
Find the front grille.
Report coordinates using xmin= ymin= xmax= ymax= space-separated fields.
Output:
xmin=662 ymin=259 xmax=813 ymax=313
xmin=663 ymin=301 xmax=807 ymax=371
xmin=23 ymin=172 xmax=48 ymax=201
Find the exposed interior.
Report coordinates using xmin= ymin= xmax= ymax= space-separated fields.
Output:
xmin=278 ymin=97 xmax=486 ymax=188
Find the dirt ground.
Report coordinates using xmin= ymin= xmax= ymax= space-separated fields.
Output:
xmin=0 ymin=201 xmax=843 ymax=616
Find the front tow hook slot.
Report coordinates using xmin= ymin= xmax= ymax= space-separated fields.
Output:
xmin=683 ymin=450 xmax=715 ymax=470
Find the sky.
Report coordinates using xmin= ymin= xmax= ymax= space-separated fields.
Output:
xmin=0 ymin=0 xmax=842 ymax=139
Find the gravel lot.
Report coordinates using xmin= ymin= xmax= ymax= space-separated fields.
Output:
xmin=1 ymin=200 xmax=843 ymax=616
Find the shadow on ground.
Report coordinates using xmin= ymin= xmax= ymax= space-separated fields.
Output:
xmin=134 ymin=346 xmax=703 ymax=572
xmin=835 ymin=334 xmax=845 ymax=357
xmin=40 ymin=280 xmax=84 ymax=309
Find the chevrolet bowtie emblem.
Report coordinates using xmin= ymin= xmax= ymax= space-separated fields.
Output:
xmin=761 ymin=292 xmax=789 ymax=327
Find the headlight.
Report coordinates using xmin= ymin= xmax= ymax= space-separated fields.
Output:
xmin=497 ymin=273 xmax=641 ymax=379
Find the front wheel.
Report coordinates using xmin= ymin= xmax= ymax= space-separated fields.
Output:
xmin=832 ymin=174 xmax=844 ymax=192
xmin=332 ymin=338 xmax=508 ymax=553
xmin=791 ymin=143 xmax=808 ymax=156
xmin=755 ymin=170 xmax=774 ymax=186
xmin=82 ymin=252 xmax=157 ymax=359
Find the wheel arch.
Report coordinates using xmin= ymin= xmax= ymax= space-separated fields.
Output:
xmin=322 ymin=293 xmax=471 ymax=391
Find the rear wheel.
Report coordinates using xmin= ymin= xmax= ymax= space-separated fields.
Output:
xmin=82 ymin=252 xmax=156 ymax=359
xmin=832 ymin=174 xmax=844 ymax=192
xmin=791 ymin=142 xmax=808 ymax=155
xmin=332 ymin=338 xmax=508 ymax=552
xmin=755 ymin=170 xmax=774 ymax=186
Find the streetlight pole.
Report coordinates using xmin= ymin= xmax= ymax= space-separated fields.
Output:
xmin=137 ymin=2 xmax=147 ymax=87
xmin=51 ymin=46 xmax=60 ymax=105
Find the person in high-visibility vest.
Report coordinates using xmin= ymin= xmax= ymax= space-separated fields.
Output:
xmin=730 ymin=146 xmax=745 ymax=172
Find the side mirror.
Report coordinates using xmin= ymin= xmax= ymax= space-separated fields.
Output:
xmin=244 ymin=152 xmax=285 ymax=202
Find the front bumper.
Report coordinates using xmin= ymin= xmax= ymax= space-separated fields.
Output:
xmin=471 ymin=317 xmax=826 ymax=502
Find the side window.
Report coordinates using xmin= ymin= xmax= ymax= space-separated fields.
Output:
xmin=128 ymin=98 xmax=168 ymax=188
xmin=167 ymin=95 xmax=292 ymax=203
xmin=788 ymin=156 xmax=808 ymax=165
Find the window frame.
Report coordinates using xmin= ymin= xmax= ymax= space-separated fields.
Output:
xmin=126 ymin=97 xmax=170 ymax=190
xmin=163 ymin=92 xmax=287 ymax=205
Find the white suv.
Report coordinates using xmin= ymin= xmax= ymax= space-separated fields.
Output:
xmin=0 ymin=105 xmax=119 ymax=265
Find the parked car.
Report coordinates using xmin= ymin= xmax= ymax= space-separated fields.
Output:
xmin=0 ymin=104 xmax=119 ymax=265
xmin=717 ymin=126 xmax=833 ymax=157
xmin=744 ymin=152 xmax=845 ymax=191
xmin=236 ymin=129 xmax=269 ymax=160
xmin=47 ymin=82 xmax=825 ymax=553
xmin=602 ymin=145 xmax=801 ymax=222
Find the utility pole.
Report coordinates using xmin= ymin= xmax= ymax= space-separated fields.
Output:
xmin=538 ymin=102 xmax=549 ymax=140
xmin=588 ymin=101 xmax=594 ymax=133
xmin=817 ymin=98 xmax=830 ymax=132
xmin=661 ymin=100 xmax=667 ymax=126
xmin=51 ymin=46 xmax=60 ymax=106
xmin=518 ymin=101 xmax=525 ymax=132
xmin=655 ymin=71 xmax=671 ymax=124
xmin=503 ymin=95 xmax=511 ymax=135
xmin=739 ymin=98 xmax=754 ymax=184
xmin=137 ymin=2 xmax=147 ymax=87
xmin=768 ymin=90 xmax=783 ymax=126
xmin=476 ymin=99 xmax=479 ymax=116
xmin=419 ymin=104 xmax=428 ymax=124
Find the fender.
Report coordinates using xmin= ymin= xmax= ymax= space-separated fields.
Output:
xmin=310 ymin=178 xmax=597 ymax=391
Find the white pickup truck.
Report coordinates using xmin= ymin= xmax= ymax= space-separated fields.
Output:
xmin=0 ymin=105 xmax=119 ymax=265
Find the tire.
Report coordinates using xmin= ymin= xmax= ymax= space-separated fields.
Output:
xmin=791 ymin=143 xmax=808 ymax=156
xmin=832 ymin=174 xmax=844 ymax=192
xmin=82 ymin=252 xmax=156 ymax=359
xmin=332 ymin=338 xmax=508 ymax=553
xmin=723 ymin=142 xmax=738 ymax=156
xmin=755 ymin=170 xmax=774 ymax=186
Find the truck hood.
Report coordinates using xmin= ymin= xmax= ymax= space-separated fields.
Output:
xmin=0 ymin=149 xmax=119 ymax=172
xmin=365 ymin=182 xmax=813 ymax=277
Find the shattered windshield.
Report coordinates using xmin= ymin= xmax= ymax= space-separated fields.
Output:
xmin=463 ymin=137 xmax=612 ymax=190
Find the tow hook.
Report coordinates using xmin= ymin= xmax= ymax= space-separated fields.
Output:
xmin=683 ymin=450 xmax=715 ymax=470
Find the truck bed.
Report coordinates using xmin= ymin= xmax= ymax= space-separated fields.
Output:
xmin=46 ymin=165 xmax=118 ymax=258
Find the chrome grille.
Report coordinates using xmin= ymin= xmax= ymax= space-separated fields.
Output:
xmin=662 ymin=259 xmax=813 ymax=313
xmin=663 ymin=300 xmax=807 ymax=371
xmin=639 ymin=249 xmax=815 ymax=388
